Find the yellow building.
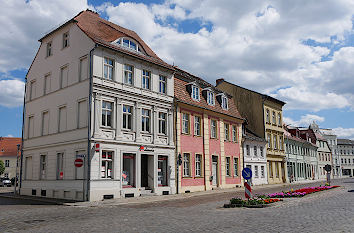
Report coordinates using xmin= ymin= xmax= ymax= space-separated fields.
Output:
xmin=216 ymin=79 xmax=287 ymax=184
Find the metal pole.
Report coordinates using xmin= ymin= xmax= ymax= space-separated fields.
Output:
xmin=14 ymin=144 xmax=20 ymax=195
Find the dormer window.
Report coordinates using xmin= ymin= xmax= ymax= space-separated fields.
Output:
xmin=221 ymin=96 xmax=228 ymax=110
xmin=207 ymin=91 xmax=215 ymax=105
xmin=113 ymin=37 xmax=142 ymax=53
xmin=191 ymin=85 xmax=200 ymax=101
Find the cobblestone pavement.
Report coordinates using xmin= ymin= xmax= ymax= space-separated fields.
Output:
xmin=1 ymin=178 xmax=353 ymax=233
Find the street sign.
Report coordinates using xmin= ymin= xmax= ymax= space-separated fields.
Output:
xmin=75 ymin=158 xmax=84 ymax=167
xmin=242 ymin=167 xmax=252 ymax=180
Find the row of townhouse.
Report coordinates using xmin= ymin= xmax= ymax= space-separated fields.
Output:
xmin=20 ymin=10 xmax=349 ymax=202
xmin=0 ymin=137 xmax=21 ymax=179
xmin=337 ymin=139 xmax=354 ymax=177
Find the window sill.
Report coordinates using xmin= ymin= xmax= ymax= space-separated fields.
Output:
xmin=101 ymin=126 xmax=114 ymax=130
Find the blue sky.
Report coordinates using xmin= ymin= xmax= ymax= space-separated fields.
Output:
xmin=1 ymin=0 xmax=354 ymax=139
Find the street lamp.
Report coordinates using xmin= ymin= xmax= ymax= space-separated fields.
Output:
xmin=14 ymin=144 xmax=20 ymax=195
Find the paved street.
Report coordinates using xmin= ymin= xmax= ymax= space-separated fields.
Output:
xmin=0 ymin=178 xmax=353 ymax=233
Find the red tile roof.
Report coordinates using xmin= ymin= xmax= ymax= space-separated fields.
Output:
xmin=0 ymin=137 xmax=21 ymax=157
xmin=174 ymin=68 xmax=244 ymax=120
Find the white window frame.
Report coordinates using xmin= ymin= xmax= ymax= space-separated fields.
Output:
xmin=46 ymin=41 xmax=52 ymax=57
xmin=224 ymin=123 xmax=229 ymax=141
xmin=246 ymin=145 xmax=250 ymax=156
xmin=158 ymin=112 xmax=167 ymax=135
xmin=233 ymin=157 xmax=239 ymax=176
xmin=159 ymin=75 xmax=167 ymax=94
xmin=101 ymin=151 xmax=113 ymax=179
xmin=142 ymin=70 xmax=151 ymax=89
xmin=183 ymin=153 xmax=190 ymax=177
xmin=210 ymin=119 xmax=217 ymax=139
xmin=226 ymin=157 xmax=231 ymax=176
xmin=101 ymin=101 xmax=113 ymax=128
xmin=207 ymin=91 xmax=215 ymax=105
xmin=232 ymin=125 xmax=237 ymax=142
xmin=141 ymin=109 xmax=151 ymax=132
xmin=191 ymin=85 xmax=200 ymax=101
xmin=194 ymin=116 xmax=201 ymax=136
xmin=182 ymin=113 xmax=190 ymax=134
xmin=261 ymin=166 xmax=265 ymax=178
xmin=40 ymin=154 xmax=46 ymax=180
xmin=255 ymin=165 xmax=259 ymax=178
xmin=195 ymin=154 xmax=202 ymax=177
xmin=254 ymin=146 xmax=257 ymax=157
xmin=221 ymin=96 xmax=228 ymax=110
xmin=273 ymin=135 xmax=278 ymax=150
xmin=122 ymin=105 xmax=132 ymax=130
xmin=124 ymin=64 xmax=134 ymax=85
xmin=62 ymin=32 xmax=69 ymax=48
xmin=104 ymin=58 xmax=114 ymax=80
xmin=56 ymin=152 xmax=64 ymax=180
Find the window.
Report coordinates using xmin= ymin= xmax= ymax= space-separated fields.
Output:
xmin=44 ymin=74 xmax=50 ymax=95
xmin=266 ymin=109 xmax=270 ymax=123
xmin=182 ymin=113 xmax=190 ymax=134
xmin=158 ymin=112 xmax=167 ymax=134
xmin=101 ymin=151 xmax=113 ymax=178
xmin=226 ymin=157 xmax=231 ymax=176
xmin=40 ymin=155 xmax=46 ymax=179
xmin=267 ymin=133 xmax=271 ymax=148
xmin=104 ymin=58 xmax=114 ymax=80
xmin=260 ymin=146 xmax=264 ymax=157
xmin=159 ymin=75 xmax=167 ymax=94
xmin=58 ymin=106 xmax=67 ymax=132
xmin=224 ymin=123 xmax=229 ymax=141
xmin=261 ymin=166 xmax=265 ymax=178
xmin=269 ymin=162 xmax=273 ymax=178
xmin=78 ymin=100 xmax=87 ymax=128
xmin=4 ymin=173 xmax=8 ymax=178
xmin=25 ymin=156 xmax=33 ymax=180
xmin=57 ymin=153 xmax=64 ymax=180
xmin=273 ymin=135 xmax=278 ymax=150
xmin=60 ymin=65 xmax=68 ymax=88
xmin=183 ymin=153 xmax=190 ymax=177
xmin=142 ymin=70 xmax=151 ymax=89
xmin=272 ymin=111 xmax=276 ymax=124
xmin=101 ymin=101 xmax=112 ymax=127
xmin=124 ymin=64 xmax=133 ymax=85
xmin=233 ymin=158 xmax=239 ymax=176
xmin=275 ymin=162 xmax=279 ymax=178
xmin=246 ymin=145 xmax=250 ymax=156
xmin=123 ymin=153 xmax=135 ymax=187
xmin=28 ymin=116 xmax=34 ymax=138
xmin=221 ymin=96 xmax=228 ymax=109
xmin=5 ymin=160 xmax=9 ymax=167
xmin=116 ymin=38 xmax=140 ymax=51
xmin=191 ymin=85 xmax=200 ymax=101
xmin=79 ymin=56 xmax=88 ymax=81
xmin=255 ymin=165 xmax=259 ymax=178
xmin=141 ymin=109 xmax=150 ymax=132
xmin=29 ymin=80 xmax=36 ymax=100
xmin=46 ymin=42 xmax=52 ymax=57
xmin=123 ymin=105 xmax=132 ymax=130
xmin=210 ymin=120 xmax=217 ymax=138
xmin=279 ymin=136 xmax=283 ymax=150
xmin=232 ymin=125 xmax=237 ymax=142
xmin=254 ymin=146 xmax=257 ymax=157
xmin=62 ymin=32 xmax=69 ymax=48
xmin=42 ymin=111 xmax=49 ymax=136
xmin=278 ymin=113 xmax=282 ymax=126
xmin=195 ymin=154 xmax=202 ymax=177
xmin=194 ymin=116 xmax=201 ymax=136
xmin=207 ymin=91 xmax=215 ymax=105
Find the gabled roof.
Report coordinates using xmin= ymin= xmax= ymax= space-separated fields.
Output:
xmin=174 ymin=68 xmax=244 ymax=120
xmin=40 ymin=10 xmax=173 ymax=70
xmin=0 ymin=137 xmax=21 ymax=157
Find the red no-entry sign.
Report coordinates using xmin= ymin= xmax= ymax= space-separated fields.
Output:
xmin=75 ymin=158 xmax=83 ymax=167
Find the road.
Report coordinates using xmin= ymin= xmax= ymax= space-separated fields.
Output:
xmin=0 ymin=178 xmax=353 ymax=232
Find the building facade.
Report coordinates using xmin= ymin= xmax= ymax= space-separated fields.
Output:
xmin=20 ymin=10 xmax=175 ymax=201
xmin=243 ymin=129 xmax=268 ymax=185
xmin=175 ymin=69 xmax=244 ymax=193
xmin=337 ymin=139 xmax=354 ymax=177
xmin=216 ymin=79 xmax=287 ymax=184
xmin=0 ymin=137 xmax=21 ymax=179
xmin=284 ymin=127 xmax=318 ymax=182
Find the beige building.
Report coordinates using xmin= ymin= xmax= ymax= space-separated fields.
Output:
xmin=0 ymin=137 xmax=21 ymax=179
xmin=216 ymin=79 xmax=287 ymax=184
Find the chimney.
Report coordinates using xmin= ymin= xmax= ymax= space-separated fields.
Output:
xmin=216 ymin=78 xmax=224 ymax=86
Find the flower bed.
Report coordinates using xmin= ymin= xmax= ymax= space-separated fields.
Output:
xmin=224 ymin=197 xmax=282 ymax=208
xmin=267 ymin=185 xmax=340 ymax=198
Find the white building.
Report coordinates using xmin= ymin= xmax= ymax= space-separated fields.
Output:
xmin=20 ymin=10 xmax=176 ymax=201
xmin=243 ymin=129 xmax=268 ymax=185
xmin=337 ymin=139 xmax=354 ymax=177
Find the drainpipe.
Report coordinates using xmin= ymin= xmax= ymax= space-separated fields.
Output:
xmin=19 ymin=76 xmax=27 ymax=194
xmin=86 ymin=45 xmax=97 ymax=201
xmin=174 ymin=99 xmax=179 ymax=194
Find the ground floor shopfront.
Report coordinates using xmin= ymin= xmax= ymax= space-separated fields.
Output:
xmin=287 ymin=160 xmax=318 ymax=182
xmin=342 ymin=167 xmax=354 ymax=177
xmin=267 ymin=156 xmax=287 ymax=184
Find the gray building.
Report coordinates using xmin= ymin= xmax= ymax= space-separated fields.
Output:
xmin=337 ymin=139 xmax=354 ymax=177
xmin=20 ymin=10 xmax=176 ymax=201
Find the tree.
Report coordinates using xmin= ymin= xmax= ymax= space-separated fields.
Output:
xmin=0 ymin=160 xmax=4 ymax=176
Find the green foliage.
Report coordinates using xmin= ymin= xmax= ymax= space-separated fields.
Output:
xmin=0 ymin=160 xmax=5 ymax=175
xmin=230 ymin=197 xmax=244 ymax=205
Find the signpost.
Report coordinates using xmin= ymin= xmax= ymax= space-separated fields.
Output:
xmin=75 ymin=158 xmax=84 ymax=168
xmin=324 ymin=164 xmax=331 ymax=185
xmin=242 ymin=167 xmax=252 ymax=199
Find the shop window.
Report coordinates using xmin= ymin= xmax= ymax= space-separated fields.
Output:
xmin=123 ymin=153 xmax=135 ymax=187
xmin=101 ymin=151 xmax=113 ymax=179
xmin=158 ymin=156 xmax=168 ymax=186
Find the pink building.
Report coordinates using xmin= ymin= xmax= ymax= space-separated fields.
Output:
xmin=174 ymin=69 xmax=244 ymax=193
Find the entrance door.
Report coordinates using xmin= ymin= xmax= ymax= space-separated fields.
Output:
xmin=141 ymin=155 xmax=148 ymax=188
xmin=212 ymin=156 xmax=218 ymax=186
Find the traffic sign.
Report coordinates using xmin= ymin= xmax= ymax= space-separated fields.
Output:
xmin=75 ymin=158 xmax=84 ymax=167
xmin=242 ymin=167 xmax=252 ymax=180
xmin=244 ymin=180 xmax=252 ymax=199
xmin=324 ymin=164 xmax=331 ymax=172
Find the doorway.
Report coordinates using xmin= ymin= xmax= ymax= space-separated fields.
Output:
xmin=141 ymin=154 xmax=154 ymax=189
xmin=212 ymin=156 xmax=218 ymax=186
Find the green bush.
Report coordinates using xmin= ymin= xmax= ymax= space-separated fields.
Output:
xmin=230 ymin=198 xmax=244 ymax=205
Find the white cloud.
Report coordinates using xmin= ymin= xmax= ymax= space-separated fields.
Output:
xmin=333 ymin=127 xmax=354 ymax=140
xmin=0 ymin=79 xmax=25 ymax=107
xmin=0 ymin=0 xmax=90 ymax=73
xmin=102 ymin=0 xmax=354 ymax=111
xmin=283 ymin=114 xmax=325 ymax=127
xmin=6 ymin=134 xmax=14 ymax=137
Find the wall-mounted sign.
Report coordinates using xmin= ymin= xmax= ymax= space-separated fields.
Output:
xmin=139 ymin=146 xmax=154 ymax=152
